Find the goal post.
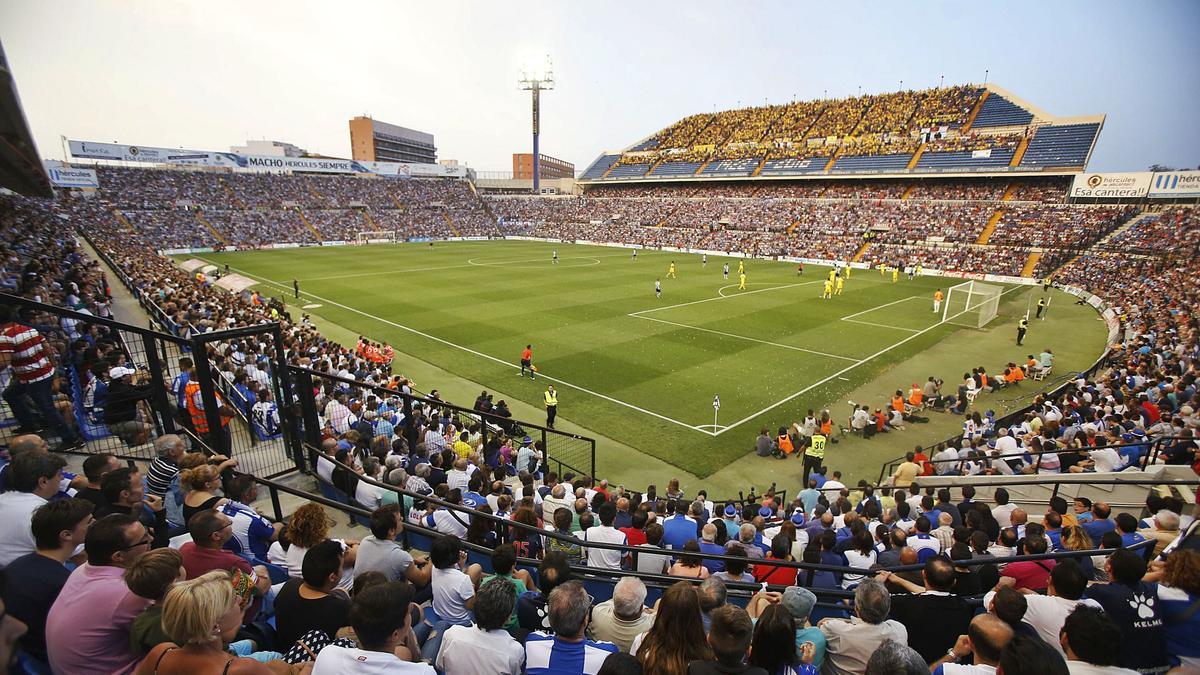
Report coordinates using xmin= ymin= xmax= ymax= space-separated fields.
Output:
xmin=941 ymin=280 xmax=1002 ymax=328
xmin=355 ymin=231 xmax=397 ymax=244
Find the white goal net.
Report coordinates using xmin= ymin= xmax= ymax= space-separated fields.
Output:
xmin=356 ymin=230 xmax=397 ymax=244
xmin=942 ymin=280 xmax=1002 ymax=328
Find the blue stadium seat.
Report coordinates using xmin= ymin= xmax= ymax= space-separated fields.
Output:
xmin=606 ymin=163 xmax=653 ymax=179
xmin=759 ymin=157 xmax=832 ymax=175
xmin=916 ymin=148 xmax=1015 ymax=171
xmin=651 ymin=162 xmax=704 ymax=177
xmin=971 ymin=94 xmax=1034 ymax=128
xmin=830 ymin=154 xmax=913 ymax=174
xmin=701 ymin=159 xmax=761 ymax=176
xmin=1019 ymin=124 xmax=1100 ymax=167
xmin=580 ymin=154 xmax=620 ymax=180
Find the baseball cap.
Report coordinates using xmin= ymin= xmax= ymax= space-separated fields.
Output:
xmin=109 ymin=366 xmax=135 ymax=379
xmin=781 ymin=586 xmax=817 ymax=622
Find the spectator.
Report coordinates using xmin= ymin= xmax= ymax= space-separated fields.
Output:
xmin=818 ymin=578 xmax=907 ymax=675
xmin=1147 ymin=549 xmax=1200 ymax=670
xmin=863 ymin=639 xmax=927 ymax=675
xmin=96 ymin=465 xmax=170 ymax=549
xmin=517 ymin=552 xmax=573 ymax=636
xmin=1081 ymin=502 xmax=1115 ymax=543
xmin=635 ymin=522 xmax=672 ymax=575
xmin=179 ymin=510 xmax=269 ymax=619
xmin=437 ymin=575 xmax=525 ymax=674
xmin=132 ymin=570 xmax=275 ymax=675
xmin=77 ymin=452 xmax=120 ymax=510
xmin=633 ymin=582 xmax=712 ymax=675
xmin=697 ymin=577 xmax=727 ymax=633
xmin=589 ymin=577 xmax=656 ymax=654
xmin=354 ymin=504 xmax=430 ymax=588
xmin=985 ymin=559 xmax=1091 ymax=656
xmin=1137 ymin=510 xmax=1180 ymax=559
xmin=0 ymin=452 xmax=68 ymax=567
xmin=0 ymin=304 xmax=83 ymax=451
xmin=585 ymin=502 xmax=629 ymax=570
xmin=688 ymin=604 xmax=763 ymax=675
xmin=749 ymin=603 xmax=817 ymax=675
xmin=1057 ymin=605 xmax=1139 ymax=675
xmin=1083 ymin=549 xmax=1168 ymax=673
xmin=2 ymin=497 xmax=93 ymax=666
xmin=220 ymin=475 xmax=283 ymax=562
xmin=713 ymin=547 xmax=755 ymax=584
xmin=670 ymin=540 xmax=712 ymax=580
xmin=997 ymin=635 xmax=1069 ymax=675
xmin=45 ymin=514 xmax=154 ymax=674
xmin=1000 ymin=536 xmax=1055 ymax=592
xmin=880 ymin=556 xmax=974 ymax=663
xmin=429 ymin=535 xmax=482 ymax=625
xmin=125 ymin=547 xmax=185 ymax=657
xmin=526 ymin=579 xmax=619 ymax=675
xmin=313 ymin=580 xmax=434 ymax=674
xmin=662 ymin=499 xmax=699 ymax=551
xmin=273 ymin=539 xmax=353 ymax=652
xmin=103 ymin=366 xmax=154 ymax=446
xmin=927 ymin=613 xmax=1013 ymax=675
xmin=747 ymin=586 xmax=827 ymax=670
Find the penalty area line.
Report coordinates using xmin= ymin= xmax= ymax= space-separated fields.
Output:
xmin=200 ymin=259 xmax=712 ymax=435
xmin=712 ymin=284 xmax=1024 ymax=436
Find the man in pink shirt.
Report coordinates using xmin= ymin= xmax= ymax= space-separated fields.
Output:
xmin=45 ymin=514 xmax=153 ymax=674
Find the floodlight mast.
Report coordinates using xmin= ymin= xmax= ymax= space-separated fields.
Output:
xmin=519 ymin=57 xmax=554 ymax=193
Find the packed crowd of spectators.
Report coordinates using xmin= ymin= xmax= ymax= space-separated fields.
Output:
xmin=989 ymin=205 xmax=1137 ymax=250
xmin=80 ymin=166 xmax=493 ymax=249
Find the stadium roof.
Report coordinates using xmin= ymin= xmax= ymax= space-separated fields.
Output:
xmin=0 ymin=40 xmax=51 ymax=197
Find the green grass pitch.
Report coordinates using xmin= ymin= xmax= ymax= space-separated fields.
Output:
xmin=193 ymin=240 xmax=1107 ymax=481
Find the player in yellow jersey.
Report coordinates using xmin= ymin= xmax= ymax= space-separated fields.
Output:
xmin=879 ymin=264 xmax=887 ymax=278
xmin=828 ymin=268 xmax=836 ymax=283
xmin=821 ymin=279 xmax=833 ymax=299
xmin=737 ymin=259 xmax=744 ymax=275
xmin=891 ymin=267 xmax=899 ymax=283
xmin=667 ymin=261 xmax=676 ymax=278
xmin=738 ymin=272 xmax=747 ymax=290
xmin=843 ymin=263 xmax=851 ymax=279
xmin=835 ymin=275 xmax=844 ymax=295
xmin=933 ymin=288 xmax=944 ymax=313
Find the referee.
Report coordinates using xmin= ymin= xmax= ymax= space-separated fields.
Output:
xmin=544 ymin=385 xmax=558 ymax=429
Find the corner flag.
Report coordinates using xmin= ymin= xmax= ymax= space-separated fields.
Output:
xmin=713 ymin=395 xmax=721 ymax=410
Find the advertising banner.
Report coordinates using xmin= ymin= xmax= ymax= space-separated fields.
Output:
xmin=45 ymin=166 xmax=99 ymax=188
xmin=68 ymin=138 xmax=468 ymax=179
xmin=1069 ymin=172 xmax=1152 ymax=198
xmin=1148 ymin=170 xmax=1200 ymax=198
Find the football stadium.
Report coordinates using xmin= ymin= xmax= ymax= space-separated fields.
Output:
xmin=0 ymin=3 xmax=1197 ymax=673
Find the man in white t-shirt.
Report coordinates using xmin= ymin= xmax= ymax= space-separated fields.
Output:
xmin=925 ymin=613 xmax=1013 ymax=674
xmin=437 ymin=576 xmax=525 ymax=674
xmin=983 ymin=559 xmax=1096 ymax=657
xmin=429 ymin=536 xmax=481 ymax=625
xmin=583 ymin=503 xmax=628 ymax=570
xmin=355 ymin=505 xmax=431 ymax=590
xmin=312 ymin=581 xmax=434 ymax=674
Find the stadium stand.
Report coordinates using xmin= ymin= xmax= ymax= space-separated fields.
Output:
xmin=968 ymin=93 xmax=1034 ymax=128
xmin=1019 ymin=123 xmax=1102 ymax=168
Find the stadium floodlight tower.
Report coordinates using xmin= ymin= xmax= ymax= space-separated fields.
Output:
xmin=518 ymin=56 xmax=554 ymax=194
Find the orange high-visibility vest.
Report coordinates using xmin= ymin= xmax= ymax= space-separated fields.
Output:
xmin=185 ymin=381 xmax=228 ymax=433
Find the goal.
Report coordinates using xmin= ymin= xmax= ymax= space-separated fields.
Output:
xmin=942 ymin=280 xmax=1001 ymax=328
xmin=355 ymin=230 xmax=397 ymax=244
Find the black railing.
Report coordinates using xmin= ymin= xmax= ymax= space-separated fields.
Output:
xmin=290 ymin=366 xmax=596 ymax=481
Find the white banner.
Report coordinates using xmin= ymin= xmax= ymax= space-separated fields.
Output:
xmin=45 ymin=166 xmax=99 ymax=188
xmin=1070 ymin=172 xmax=1152 ymax=198
xmin=68 ymin=138 xmax=469 ymax=178
xmin=971 ymin=149 xmax=992 ymax=159
xmin=1148 ymin=170 xmax=1200 ymax=198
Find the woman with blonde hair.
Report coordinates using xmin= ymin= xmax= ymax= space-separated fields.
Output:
xmin=180 ymin=464 xmax=226 ymax=524
xmin=1058 ymin=525 xmax=1097 ymax=580
xmin=633 ymin=581 xmax=712 ymax=675
xmin=132 ymin=571 xmax=276 ymax=675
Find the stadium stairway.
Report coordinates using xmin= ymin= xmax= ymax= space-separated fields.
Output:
xmin=693 ymin=158 xmax=712 ymax=176
xmin=900 ymin=184 xmax=917 ymax=200
xmin=195 ymin=212 xmax=229 ymax=247
xmin=786 ymin=219 xmax=801 ymax=235
xmin=1001 ymin=182 xmax=1018 ymax=201
xmin=219 ymin=178 xmax=247 ymax=209
xmin=823 ymin=146 xmax=846 ymax=173
xmin=1008 ymin=135 xmax=1031 ymax=167
xmin=1020 ymin=251 xmax=1042 ymax=277
xmin=361 ymin=209 xmax=380 ymax=230
xmin=113 ymin=209 xmax=136 ymax=234
xmin=851 ymin=241 xmax=871 ymax=262
xmin=390 ymin=194 xmax=406 ymax=211
xmin=304 ymin=184 xmax=328 ymax=207
xmin=1046 ymin=210 xmax=1156 ymax=277
xmin=441 ymin=210 xmax=461 ymax=236
xmin=751 ymin=156 xmax=769 ymax=177
xmin=976 ymin=208 xmax=1004 ymax=244
xmin=645 ymin=157 xmax=668 ymax=176
xmin=959 ymin=90 xmax=989 ymax=133
xmin=296 ymin=209 xmax=324 ymax=240
xmin=905 ymin=143 xmax=927 ymax=171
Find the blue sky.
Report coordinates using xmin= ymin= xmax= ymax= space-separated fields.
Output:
xmin=2 ymin=0 xmax=1197 ymax=173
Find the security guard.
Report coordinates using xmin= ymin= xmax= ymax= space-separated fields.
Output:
xmin=803 ymin=431 xmax=827 ymax=485
xmin=544 ymin=384 xmax=558 ymax=429
xmin=1036 ymin=297 xmax=1047 ymax=319
xmin=1017 ymin=317 xmax=1028 ymax=345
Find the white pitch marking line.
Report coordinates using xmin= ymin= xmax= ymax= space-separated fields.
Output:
xmin=842 ymin=318 xmax=922 ymax=333
xmin=838 ymin=295 xmax=925 ymax=321
xmin=634 ymin=314 xmax=859 ymax=362
xmin=630 ymin=280 xmax=823 ymax=317
xmin=711 ymin=284 xmax=1024 ymax=436
xmin=202 ymin=259 xmax=710 ymax=434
